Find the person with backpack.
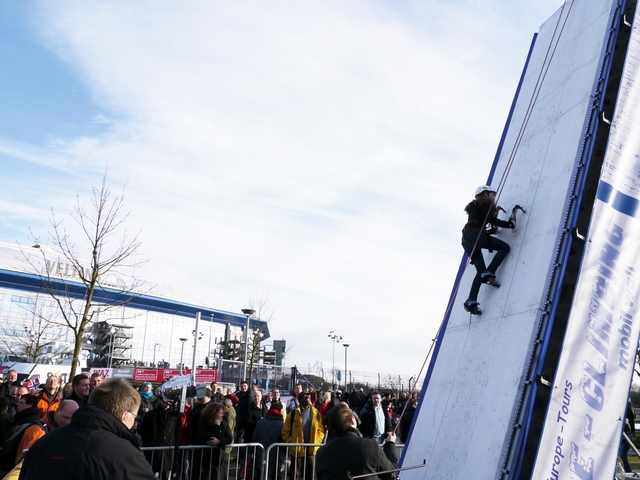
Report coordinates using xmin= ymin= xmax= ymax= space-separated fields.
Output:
xmin=282 ymin=390 xmax=325 ymax=480
xmin=15 ymin=399 xmax=79 ymax=464
xmin=19 ymin=378 xmax=157 ymax=480
xmin=0 ymin=394 xmax=40 ymax=474
xmin=0 ymin=396 xmax=12 ymax=446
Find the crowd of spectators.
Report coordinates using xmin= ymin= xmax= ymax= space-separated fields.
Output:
xmin=0 ymin=370 xmax=419 ymax=479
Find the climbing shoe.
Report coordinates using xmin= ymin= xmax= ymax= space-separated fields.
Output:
xmin=481 ymin=271 xmax=500 ymax=288
xmin=463 ymin=300 xmax=482 ymax=315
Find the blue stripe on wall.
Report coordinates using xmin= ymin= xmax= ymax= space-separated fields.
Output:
xmin=597 ymin=180 xmax=640 ymax=218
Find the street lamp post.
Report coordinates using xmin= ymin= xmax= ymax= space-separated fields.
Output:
xmin=24 ymin=327 xmax=37 ymax=361
xmin=328 ymin=331 xmax=342 ymax=388
xmin=241 ymin=309 xmax=255 ymax=383
xmin=191 ymin=312 xmax=202 ymax=381
xmin=343 ymin=344 xmax=350 ymax=391
xmin=107 ymin=326 xmax=117 ymax=369
xmin=208 ymin=313 xmax=214 ymax=364
xmin=179 ymin=337 xmax=188 ymax=374
xmin=153 ymin=343 xmax=160 ymax=366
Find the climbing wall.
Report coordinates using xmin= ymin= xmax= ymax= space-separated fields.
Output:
xmin=401 ymin=1 xmax=625 ymax=479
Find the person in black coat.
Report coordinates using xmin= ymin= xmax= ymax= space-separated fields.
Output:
xmin=461 ymin=185 xmax=516 ymax=315
xmin=6 ymin=384 xmax=24 ymax=419
xmin=316 ymin=403 xmax=397 ymax=480
xmin=186 ymin=390 xmax=211 ymax=444
xmin=358 ymin=392 xmax=391 ymax=442
xmin=10 ymin=394 xmax=40 ymax=428
xmin=619 ymin=398 xmax=636 ymax=473
xmin=137 ymin=382 xmax=159 ymax=426
xmin=193 ymin=402 xmax=233 ymax=480
xmin=139 ymin=398 xmax=179 ymax=477
xmin=234 ymin=381 xmax=251 ymax=442
xmin=399 ymin=398 xmax=418 ymax=444
xmin=252 ymin=401 xmax=286 ymax=480
xmin=19 ymin=378 xmax=156 ymax=480
xmin=0 ymin=394 xmax=40 ymax=472
xmin=0 ymin=396 xmax=12 ymax=446
xmin=63 ymin=374 xmax=91 ymax=406
xmin=244 ymin=389 xmax=267 ymax=444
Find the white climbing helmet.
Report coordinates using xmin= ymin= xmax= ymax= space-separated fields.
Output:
xmin=475 ymin=185 xmax=496 ymax=197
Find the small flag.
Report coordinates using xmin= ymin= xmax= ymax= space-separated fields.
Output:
xmin=22 ymin=376 xmax=41 ymax=394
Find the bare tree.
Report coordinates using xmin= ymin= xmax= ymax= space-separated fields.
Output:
xmin=244 ymin=292 xmax=277 ymax=386
xmin=25 ymin=174 xmax=144 ymax=378
xmin=0 ymin=296 xmax=68 ymax=363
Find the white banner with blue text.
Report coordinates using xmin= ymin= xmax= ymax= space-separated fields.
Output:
xmin=532 ymin=11 xmax=640 ymax=480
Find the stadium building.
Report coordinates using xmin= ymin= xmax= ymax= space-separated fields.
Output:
xmin=0 ymin=241 xmax=272 ymax=380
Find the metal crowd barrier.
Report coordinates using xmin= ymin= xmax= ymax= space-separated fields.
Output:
xmin=262 ymin=442 xmax=323 ymax=480
xmin=140 ymin=442 xmax=407 ymax=480
xmin=141 ymin=442 xmax=264 ymax=480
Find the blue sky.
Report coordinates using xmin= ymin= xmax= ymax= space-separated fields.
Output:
xmin=0 ymin=0 xmax=562 ymax=376
xmin=0 ymin=3 xmax=99 ymax=143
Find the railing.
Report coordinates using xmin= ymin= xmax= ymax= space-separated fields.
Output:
xmin=141 ymin=442 xmax=408 ymax=480
xmin=141 ymin=442 xmax=263 ymax=480
xmin=263 ymin=442 xmax=324 ymax=480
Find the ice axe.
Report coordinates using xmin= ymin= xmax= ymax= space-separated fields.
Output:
xmin=509 ymin=205 xmax=526 ymax=230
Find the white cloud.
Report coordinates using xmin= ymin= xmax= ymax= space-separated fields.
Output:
xmin=0 ymin=0 xmax=563 ymax=375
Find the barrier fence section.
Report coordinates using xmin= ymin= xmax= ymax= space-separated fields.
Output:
xmin=216 ymin=359 xmax=421 ymax=395
xmin=141 ymin=442 xmax=406 ymax=480
xmin=141 ymin=443 xmax=264 ymax=480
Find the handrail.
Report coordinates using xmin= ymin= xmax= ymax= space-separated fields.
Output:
xmin=348 ymin=459 xmax=426 ymax=479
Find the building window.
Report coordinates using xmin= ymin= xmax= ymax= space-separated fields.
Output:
xmin=11 ymin=295 xmax=36 ymax=305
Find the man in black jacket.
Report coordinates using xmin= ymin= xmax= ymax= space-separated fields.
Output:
xmin=63 ymin=374 xmax=90 ymax=405
xmin=358 ymin=391 xmax=391 ymax=444
xmin=316 ymin=403 xmax=397 ymax=480
xmin=19 ymin=378 xmax=156 ymax=480
xmin=0 ymin=370 xmax=17 ymax=397
xmin=234 ymin=380 xmax=250 ymax=442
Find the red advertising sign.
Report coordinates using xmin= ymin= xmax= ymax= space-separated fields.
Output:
xmin=194 ymin=369 xmax=218 ymax=383
xmin=90 ymin=368 xmax=112 ymax=379
xmin=132 ymin=368 xmax=218 ymax=383
xmin=162 ymin=368 xmax=188 ymax=380
xmin=133 ymin=369 xmax=160 ymax=382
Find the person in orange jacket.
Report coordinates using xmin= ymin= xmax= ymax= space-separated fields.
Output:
xmin=36 ymin=376 xmax=63 ymax=417
xmin=15 ymin=399 xmax=79 ymax=464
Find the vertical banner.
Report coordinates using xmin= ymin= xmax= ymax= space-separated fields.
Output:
xmin=532 ymin=11 xmax=640 ymax=480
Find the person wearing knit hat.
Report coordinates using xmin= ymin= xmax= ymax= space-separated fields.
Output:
xmin=138 ymin=382 xmax=158 ymax=428
xmin=253 ymin=400 xmax=286 ymax=479
xmin=185 ymin=388 xmax=212 ymax=444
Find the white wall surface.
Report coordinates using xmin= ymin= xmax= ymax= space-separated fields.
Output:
xmin=401 ymin=1 xmax=619 ymax=478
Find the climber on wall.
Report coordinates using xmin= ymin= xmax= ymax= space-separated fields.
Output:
xmin=461 ymin=185 xmax=516 ymax=316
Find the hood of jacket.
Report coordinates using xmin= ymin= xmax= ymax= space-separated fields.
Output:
xmin=14 ymin=405 xmax=41 ymax=425
xmin=71 ymin=404 xmax=139 ymax=448
xmin=264 ymin=411 xmax=284 ymax=422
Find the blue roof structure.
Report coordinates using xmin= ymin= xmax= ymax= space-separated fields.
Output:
xmin=0 ymin=268 xmax=269 ymax=337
